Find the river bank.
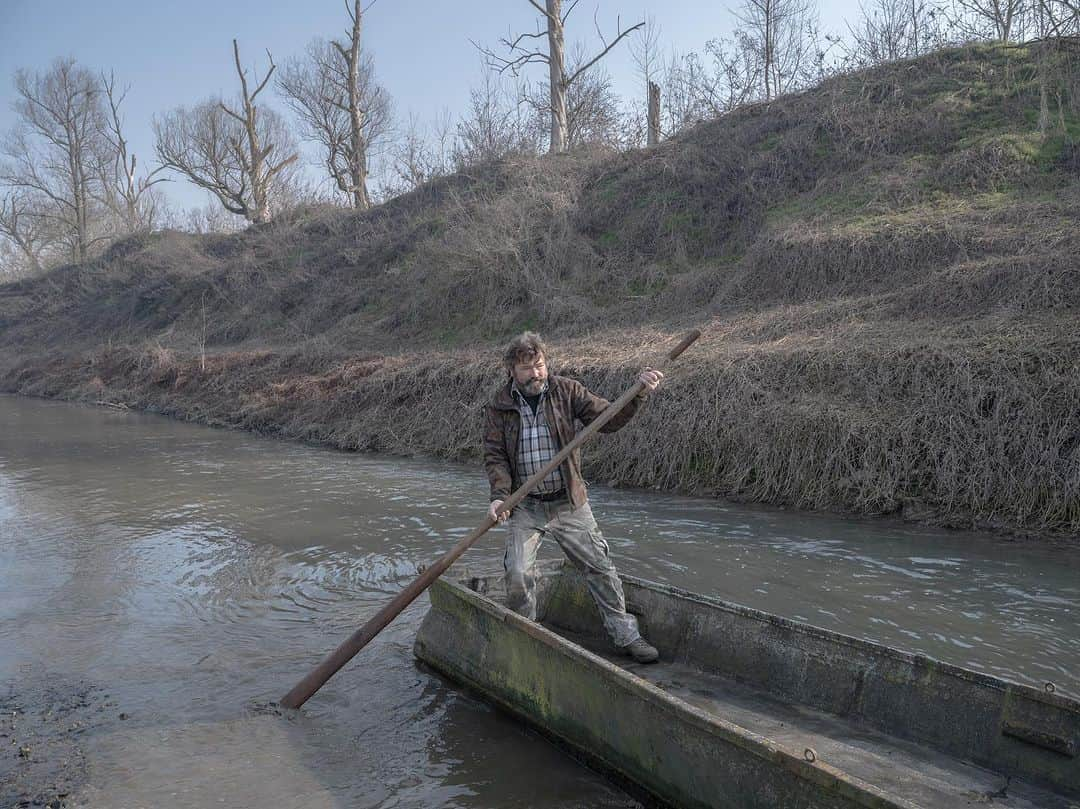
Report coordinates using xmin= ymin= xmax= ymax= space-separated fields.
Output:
xmin=3 ymin=312 xmax=1078 ymax=543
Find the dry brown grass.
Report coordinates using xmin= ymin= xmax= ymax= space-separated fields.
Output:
xmin=5 ymin=313 xmax=1078 ymax=537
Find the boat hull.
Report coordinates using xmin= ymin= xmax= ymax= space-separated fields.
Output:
xmin=413 ymin=564 xmax=1079 ymax=809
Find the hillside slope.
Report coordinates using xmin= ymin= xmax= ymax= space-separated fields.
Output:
xmin=3 ymin=41 xmax=1079 ymax=537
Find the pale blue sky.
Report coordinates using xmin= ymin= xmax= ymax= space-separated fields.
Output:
xmin=0 ymin=0 xmax=862 ymax=209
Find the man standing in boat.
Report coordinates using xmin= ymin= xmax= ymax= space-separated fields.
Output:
xmin=483 ymin=332 xmax=663 ymax=663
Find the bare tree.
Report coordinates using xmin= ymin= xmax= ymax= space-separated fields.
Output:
xmin=279 ymin=3 xmax=390 ymax=209
xmin=850 ymin=0 xmax=914 ymax=62
xmin=735 ymin=0 xmax=819 ymax=100
xmin=99 ymin=72 xmax=167 ymax=233
xmin=0 ymin=190 xmax=54 ymax=274
xmin=630 ymin=16 xmax=663 ymax=145
xmin=381 ymin=110 xmax=455 ymax=196
xmin=522 ymin=46 xmax=623 ymax=149
xmin=455 ymin=71 xmax=540 ymax=167
xmin=278 ymin=39 xmax=391 ymax=208
xmin=698 ymin=34 xmax=766 ymax=113
xmin=647 ymin=81 xmax=662 ymax=146
xmin=630 ymin=15 xmax=663 ymax=91
xmin=657 ymin=50 xmax=710 ymax=136
xmin=337 ymin=0 xmax=375 ymax=208
xmin=1036 ymin=0 xmax=1080 ymax=34
xmin=1 ymin=58 xmax=110 ymax=263
xmin=155 ymin=41 xmax=298 ymax=224
xmin=654 ymin=35 xmax=762 ymax=138
xmin=562 ymin=53 xmax=623 ymax=148
xmin=950 ymin=0 xmax=1026 ymax=39
xmin=479 ymin=1 xmax=643 ymax=153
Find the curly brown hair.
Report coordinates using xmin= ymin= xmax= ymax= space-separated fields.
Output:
xmin=502 ymin=332 xmax=549 ymax=374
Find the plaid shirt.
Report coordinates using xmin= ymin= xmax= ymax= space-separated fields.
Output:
xmin=512 ymin=381 xmax=565 ymax=495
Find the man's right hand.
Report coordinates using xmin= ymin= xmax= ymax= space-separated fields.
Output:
xmin=488 ymin=499 xmax=509 ymax=523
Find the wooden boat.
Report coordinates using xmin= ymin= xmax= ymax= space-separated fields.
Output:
xmin=413 ymin=561 xmax=1079 ymax=809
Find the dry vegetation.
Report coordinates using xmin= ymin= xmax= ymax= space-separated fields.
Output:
xmin=2 ymin=42 xmax=1079 ymax=538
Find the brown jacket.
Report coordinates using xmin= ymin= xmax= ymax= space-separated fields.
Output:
xmin=483 ymin=374 xmax=643 ymax=509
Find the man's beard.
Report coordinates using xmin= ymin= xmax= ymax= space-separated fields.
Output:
xmin=523 ymin=377 xmax=544 ymax=393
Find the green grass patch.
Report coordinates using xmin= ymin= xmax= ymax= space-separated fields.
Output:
xmin=765 ymin=186 xmax=876 ymax=226
xmin=626 ymin=277 xmax=669 ymax=297
xmin=662 ymin=211 xmax=695 ymax=232
xmin=1036 ymin=129 xmax=1080 ymax=172
xmin=756 ymin=133 xmax=782 ymax=153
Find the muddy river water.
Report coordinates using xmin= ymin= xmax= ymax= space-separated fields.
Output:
xmin=1 ymin=394 xmax=1077 ymax=808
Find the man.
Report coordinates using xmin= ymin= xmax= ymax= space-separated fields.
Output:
xmin=483 ymin=332 xmax=664 ymax=663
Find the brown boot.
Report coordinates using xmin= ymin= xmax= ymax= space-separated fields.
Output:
xmin=620 ymin=637 xmax=659 ymax=663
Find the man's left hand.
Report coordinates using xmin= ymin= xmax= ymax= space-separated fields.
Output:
xmin=638 ymin=367 xmax=664 ymax=395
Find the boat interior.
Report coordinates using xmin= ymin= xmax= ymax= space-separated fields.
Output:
xmin=459 ymin=563 xmax=1079 ymax=809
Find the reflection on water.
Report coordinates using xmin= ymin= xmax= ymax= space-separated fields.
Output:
xmin=1 ymin=395 xmax=1078 ymax=807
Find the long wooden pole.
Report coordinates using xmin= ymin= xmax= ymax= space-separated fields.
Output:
xmin=279 ymin=329 xmax=701 ymax=709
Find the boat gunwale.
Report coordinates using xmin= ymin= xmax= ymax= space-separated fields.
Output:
xmin=431 ymin=574 xmax=925 ymax=809
xmin=615 ymin=571 xmax=1080 ymax=714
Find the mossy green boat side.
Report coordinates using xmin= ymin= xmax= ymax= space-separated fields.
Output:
xmin=414 ymin=563 xmax=1079 ymax=809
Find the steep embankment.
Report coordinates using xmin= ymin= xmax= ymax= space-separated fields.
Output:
xmin=2 ymin=42 xmax=1079 ymax=537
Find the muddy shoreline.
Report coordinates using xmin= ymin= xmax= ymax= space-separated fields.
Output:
xmin=0 ymin=671 xmax=127 ymax=809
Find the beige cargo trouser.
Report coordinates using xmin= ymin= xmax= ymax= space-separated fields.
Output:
xmin=504 ymin=497 xmax=641 ymax=647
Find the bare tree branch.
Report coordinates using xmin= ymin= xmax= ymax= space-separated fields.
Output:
xmin=2 ymin=58 xmax=111 ymax=262
xmin=564 ymin=20 xmax=644 ymax=86
xmin=478 ymin=1 xmax=642 ymax=153
xmin=155 ymin=41 xmax=298 ymax=223
xmin=98 ymin=70 xmax=167 ymax=233
xmin=526 ymin=0 xmax=555 ymax=22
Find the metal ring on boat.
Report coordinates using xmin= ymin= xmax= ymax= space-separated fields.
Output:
xmin=804 ymin=748 xmax=817 ymax=763
xmin=1045 ymin=681 xmax=1056 ymax=694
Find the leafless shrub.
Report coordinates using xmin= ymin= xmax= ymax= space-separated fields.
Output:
xmin=935 ymin=134 xmax=1039 ymax=190
xmin=522 ymin=47 xmax=625 ymax=150
xmin=846 ymin=0 xmax=950 ymax=65
xmin=736 ymin=0 xmax=821 ymax=99
xmin=454 ymin=71 xmax=540 ymax=168
xmin=947 ymin=0 xmax=1029 ymax=41
xmin=397 ymin=151 xmax=600 ymax=335
xmin=0 ymin=190 xmax=57 ymax=275
xmin=7 ymin=321 xmax=1078 ymax=536
xmin=377 ymin=111 xmax=455 ymax=199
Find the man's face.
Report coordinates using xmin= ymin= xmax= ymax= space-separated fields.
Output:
xmin=512 ymin=354 xmax=548 ymax=395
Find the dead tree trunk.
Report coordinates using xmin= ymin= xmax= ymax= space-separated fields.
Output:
xmin=647 ymin=81 xmax=661 ymax=146
xmin=334 ymin=0 xmax=372 ymax=209
xmin=222 ymin=39 xmax=296 ymax=224
xmin=545 ymin=0 xmax=569 ymax=153
xmin=101 ymin=72 xmax=166 ymax=232
xmin=481 ymin=2 xmax=641 ymax=155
